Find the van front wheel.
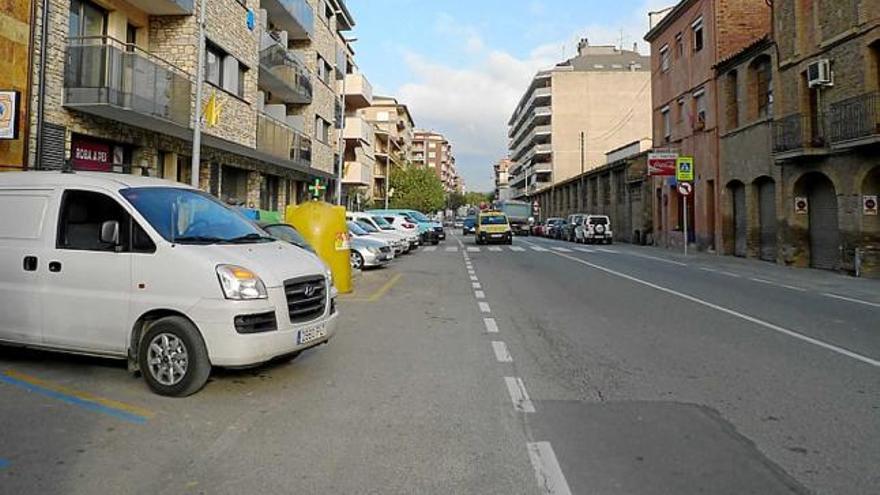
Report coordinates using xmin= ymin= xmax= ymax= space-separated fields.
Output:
xmin=139 ymin=316 xmax=211 ymax=397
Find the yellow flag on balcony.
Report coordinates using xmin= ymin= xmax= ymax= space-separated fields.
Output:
xmin=204 ymin=91 xmax=222 ymax=128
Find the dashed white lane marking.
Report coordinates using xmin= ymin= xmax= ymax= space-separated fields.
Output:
xmin=488 ymin=246 xmax=502 ymax=252
xmin=478 ymin=302 xmax=491 ymax=313
xmin=527 ymin=442 xmax=573 ymax=495
xmin=472 ymin=282 xmax=481 ymax=289
xmin=750 ymin=277 xmax=774 ymax=285
xmin=483 ymin=318 xmax=499 ymax=333
xmin=626 ymin=251 xmax=687 ymax=266
xmin=467 ymin=247 xmax=480 ymax=252
xmin=719 ymin=271 xmax=742 ymax=278
xmin=470 ymin=275 xmax=479 ymax=281
xmin=445 ymin=247 xmax=458 ymax=252
xmin=423 ymin=246 xmax=437 ymax=252
xmin=547 ymin=251 xmax=880 ymax=368
xmin=475 ymin=290 xmax=486 ymax=299
xmin=509 ymin=246 xmax=526 ymax=252
xmin=491 ymin=341 xmax=513 ymax=362
xmin=551 ymin=247 xmax=573 ymax=253
xmin=530 ymin=246 xmax=549 ymax=252
xmin=504 ymin=377 xmax=535 ymax=413
xmin=468 ymin=271 xmax=476 ymax=276
xmin=778 ymin=283 xmax=807 ymax=292
xmin=574 ymin=247 xmax=595 ymax=253
xmin=596 ymin=248 xmax=619 ymax=253
xmin=822 ymin=293 xmax=880 ymax=309
xmin=699 ymin=267 xmax=717 ymax=273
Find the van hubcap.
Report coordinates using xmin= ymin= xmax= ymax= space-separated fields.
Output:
xmin=147 ymin=333 xmax=188 ymax=386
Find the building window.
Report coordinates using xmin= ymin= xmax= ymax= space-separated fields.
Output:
xmin=69 ymin=0 xmax=107 ymax=39
xmin=675 ymin=33 xmax=684 ymax=58
xmin=692 ymin=17 xmax=704 ymax=52
xmin=677 ymin=98 xmax=685 ymax=123
xmin=750 ymin=55 xmax=773 ymax=119
xmin=726 ymin=70 xmax=739 ymax=129
xmin=693 ymin=89 xmax=707 ymax=129
xmin=316 ymin=55 xmax=333 ymax=85
xmin=661 ymin=106 xmax=671 ymax=142
xmin=315 ymin=116 xmax=331 ymax=143
xmin=205 ymin=41 xmax=247 ymax=98
xmin=660 ymin=44 xmax=670 ymax=72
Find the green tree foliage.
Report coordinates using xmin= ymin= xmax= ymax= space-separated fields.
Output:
xmin=447 ymin=192 xmax=467 ymax=210
xmin=464 ymin=191 xmax=493 ymax=207
xmin=389 ymin=166 xmax=446 ymax=212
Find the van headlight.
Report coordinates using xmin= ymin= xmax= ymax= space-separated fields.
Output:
xmin=216 ymin=265 xmax=268 ymax=300
xmin=325 ymin=268 xmax=334 ymax=288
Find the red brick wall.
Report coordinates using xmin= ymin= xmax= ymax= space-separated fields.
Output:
xmin=715 ymin=0 xmax=771 ymax=61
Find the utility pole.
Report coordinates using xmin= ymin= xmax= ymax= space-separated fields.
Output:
xmin=190 ymin=0 xmax=207 ymax=188
xmin=579 ymin=131 xmax=585 ymax=211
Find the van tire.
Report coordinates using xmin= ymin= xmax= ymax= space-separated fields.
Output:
xmin=138 ymin=316 xmax=211 ymax=397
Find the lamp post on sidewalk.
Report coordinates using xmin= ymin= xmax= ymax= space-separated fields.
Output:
xmin=190 ymin=0 xmax=207 ymax=189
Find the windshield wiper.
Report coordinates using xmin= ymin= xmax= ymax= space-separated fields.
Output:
xmin=223 ymin=233 xmax=274 ymax=244
xmin=173 ymin=236 xmax=225 ymax=245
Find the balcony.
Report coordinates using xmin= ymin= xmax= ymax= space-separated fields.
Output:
xmin=260 ymin=31 xmax=312 ymax=104
xmin=773 ymin=113 xmax=829 ymax=159
xmin=125 ymin=0 xmax=193 ymax=15
xmin=261 ymin=0 xmax=314 ymax=40
xmin=64 ymin=36 xmax=192 ymax=139
xmin=342 ymin=73 xmax=373 ymax=109
xmin=343 ymin=116 xmax=373 ymax=144
xmin=343 ymin=160 xmax=372 ymax=186
xmin=828 ymin=91 xmax=880 ymax=147
xmin=256 ymin=112 xmax=312 ymax=168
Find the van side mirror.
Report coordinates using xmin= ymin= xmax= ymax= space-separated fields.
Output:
xmin=100 ymin=220 xmax=120 ymax=246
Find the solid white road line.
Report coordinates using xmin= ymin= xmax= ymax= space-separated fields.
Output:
xmin=531 ymin=246 xmax=550 ymax=252
xmin=468 ymin=247 xmax=480 ymax=252
xmin=822 ymin=292 xmax=880 ymax=309
xmin=423 ymin=246 xmax=437 ymax=252
xmin=472 ymin=282 xmax=481 ymax=289
xmin=626 ymin=251 xmax=687 ymax=266
xmin=526 ymin=442 xmax=573 ymax=495
xmin=510 ymin=246 xmax=526 ymax=252
xmin=445 ymin=247 xmax=458 ymax=252
xmin=548 ymin=251 xmax=880 ymax=368
xmin=551 ymin=247 xmax=573 ymax=253
xmin=479 ymin=302 xmax=491 ymax=313
xmin=475 ymin=290 xmax=486 ymax=299
xmin=483 ymin=317 xmax=499 ymax=333
xmin=489 ymin=246 xmax=502 ymax=252
xmin=504 ymin=377 xmax=535 ymax=413
xmin=491 ymin=341 xmax=513 ymax=362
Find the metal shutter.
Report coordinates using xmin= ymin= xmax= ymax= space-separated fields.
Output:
xmin=809 ymin=178 xmax=840 ymax=270
xmin=758 ymin=180 xmax=777 ymax=262
xmin=733 ymin=184 xmax=747 ymax=257
xmin=39 ymin=123 xmax=66 ymax=170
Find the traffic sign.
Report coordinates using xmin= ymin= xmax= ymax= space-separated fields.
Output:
xmin=678 ymin=182 xmax=693 ymax=196
xmin=676 ymin=156 xmax=694 ymax=182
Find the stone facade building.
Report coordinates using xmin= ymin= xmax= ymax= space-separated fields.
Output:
xmin=645 ymin=0 xmax=771 ymax=252
xmin=0 ymin=1 xmax=33 ymax=170
xmin=26 ymin=0 xmax=358 ymax=212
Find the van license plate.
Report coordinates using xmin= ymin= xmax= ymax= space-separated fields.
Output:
xmin=298 ymin=323 xmax=327 ymax=345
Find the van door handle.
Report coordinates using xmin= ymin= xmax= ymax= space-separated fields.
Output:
xmin=48 ymin=261 xmax=62 ymax=273
xmin=23 ymin=256 xmax=38 ymax=272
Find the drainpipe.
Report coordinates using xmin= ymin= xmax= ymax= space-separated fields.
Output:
xmin=34 ymin=0 xmax=50 ymax=169
xmin=190 ymin=0 xmax=207 ymax=189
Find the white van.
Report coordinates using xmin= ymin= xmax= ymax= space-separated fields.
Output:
xmin=0 ymin=172 xmax=338 ymax=396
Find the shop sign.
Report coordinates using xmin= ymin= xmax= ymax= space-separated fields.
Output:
xmin=72 ymin=138 xmax=112 ymax=171
xmin=648 ymin=151 xmax=678 ymax=176
xmin=0 ymin=91 xmax=20 ymax=140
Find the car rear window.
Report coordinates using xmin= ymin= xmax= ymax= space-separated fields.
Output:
xmin=480 ymin=215 xmax=507 ymax=225
xmin=589 ymin=217 xmax=609 ymax=225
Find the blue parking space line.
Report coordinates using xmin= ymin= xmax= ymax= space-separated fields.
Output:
xmin=0 ymin=374 xmax=147 ymax=425
xmin=0 ymin=459 xmax=9 ymax=469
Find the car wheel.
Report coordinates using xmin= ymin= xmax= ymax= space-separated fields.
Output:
xmin=139 ymin=316 xmax=211 ymax=397
xmin=351 ymin=251 xmax=365 ymax=270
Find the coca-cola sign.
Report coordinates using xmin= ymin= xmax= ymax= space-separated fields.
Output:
xmin=72 ymin=138 xmax=111 ymax=171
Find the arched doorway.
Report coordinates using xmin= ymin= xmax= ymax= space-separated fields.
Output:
xmin=728 ymin=181 xmax=747 ymax=257
xmin=754 ymin=176 xmax=777 ymax=261
xmin=798 ymin=172 xmax=840 ymax=269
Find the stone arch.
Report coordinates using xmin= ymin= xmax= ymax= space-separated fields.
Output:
xmin=753 ymin=175 xmax=777 ymax=261
xmin=793 ymin=172 xmax=840 ymax=270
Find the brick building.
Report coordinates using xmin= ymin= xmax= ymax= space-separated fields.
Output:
xmin=644 ymin=0 xmax=770 ymax=252
xmin=27 ymin=0 xmax=358 ymax=211
xmin=411 ymin=129 xmax=459 ymax=193
xmin=359 ymin=95 xmax=415 ymax=206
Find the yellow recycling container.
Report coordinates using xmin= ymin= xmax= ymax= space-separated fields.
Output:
xmin=286 ymin=201 xmax=352 ymax=294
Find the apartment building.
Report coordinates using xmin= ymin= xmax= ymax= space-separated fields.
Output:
xmin=645 ymin=0 xmax=770 ymax=252
xmin=0 ymin=1 xmax=33 ymax=170
xmin=412 ymin=129 xmax=459 ymax=193
xmin=507 ymin=39 xmax=651 ymax=200
xmin=767 ymin=1 xmax=880 ymax=275
xmin=27 ymin=0 xmax=356 ymax=211
xmin=360 ymin=95 xmax=415 ymax=205
xmin=339 ymin=40 xmax=375 ymax=210
xmin=494 ymin=158 xmax=512 ymax=201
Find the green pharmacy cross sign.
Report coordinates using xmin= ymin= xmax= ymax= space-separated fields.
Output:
xmin=309 ymin=179 xmax=326 ymax=199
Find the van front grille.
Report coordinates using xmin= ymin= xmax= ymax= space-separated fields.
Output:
xmin=283 ymin=276 xmax=327 ymax=324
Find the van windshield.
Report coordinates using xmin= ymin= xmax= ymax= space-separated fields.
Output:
xmin=480 ymin=215 xmax=508 ymax=225
xmin=121 ymin=187 xmax=272 ymax=244
xmin=406 ymin=211 xmax=430 ymax=223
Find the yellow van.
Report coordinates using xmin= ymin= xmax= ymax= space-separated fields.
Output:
xmin=475 ymin=211 xmax=513 ymax=245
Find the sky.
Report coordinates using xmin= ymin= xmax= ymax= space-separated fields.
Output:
xmin=346 ymin=0 xmax=670 ymax=192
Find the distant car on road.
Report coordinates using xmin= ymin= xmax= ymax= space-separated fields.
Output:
xmin=462 ymin=216 xmax=476 ymax=235
xmin=260 ymin=223 xmax=315 ymax=254
xmin=577 ymin=215 xmax=614 ymax=244
xmin=543 ymin=218 xmax=564 ymax=238
xmin=563 ymin=214 xmax=587 ymax=242
xmin=475 ymin=211 xmax=513 ymax=245
xmin=453 ymin=217 xmax=464 ymax=229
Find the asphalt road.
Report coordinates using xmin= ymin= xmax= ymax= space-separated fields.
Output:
xmin=0 ymin=234 xmax=877 ymax=494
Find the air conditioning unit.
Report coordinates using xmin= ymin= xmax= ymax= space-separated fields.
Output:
xmin=807 ymin=59 xmax=833 ymax=88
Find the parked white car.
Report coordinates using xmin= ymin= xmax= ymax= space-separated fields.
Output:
xmin=347 ymin=222 xmax=394 ymax=269
xmin=575 ymin=215 xmax=614 ymax=244
xmin=376 ymin=214 xmax=421 ymax=249
xmin=0 ymin=172 xmax=338 ymax=397
xmin=346 ymin=212 xmax=411 ymax=254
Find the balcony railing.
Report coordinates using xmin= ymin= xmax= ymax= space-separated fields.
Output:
xmin=260 ymin=31 xmax=312 ymax=104
xmin=773 ymin=112 xmax=828 ymax=154
xmin=261 ymin=0 xmax=314 ymax=40
xmin=342 ymin=73 xmax=373 ymax=109
xmin=127 ymin=0 xmax=193 ymax=15
xmin=343 ymin=115 xmax=373 ymax=144
xmin=256 ymin=112 xmax=312 ymax=167
xmin=64 ymin=36 xmax=192 ymax=135
xmin=828 ymin=91 xmax=880 ymax=144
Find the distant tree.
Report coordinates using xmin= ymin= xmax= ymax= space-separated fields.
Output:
xmin=389 ymin=166 xmax=446 ymax=212
xmin=447 ymin=192 xmax=467 ymax=210
xmin=464 ymin=191 xmax=493 ymax=207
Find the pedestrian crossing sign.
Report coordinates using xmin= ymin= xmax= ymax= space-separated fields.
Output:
xmin=676 ymin=156 xmax=694 ymax=182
